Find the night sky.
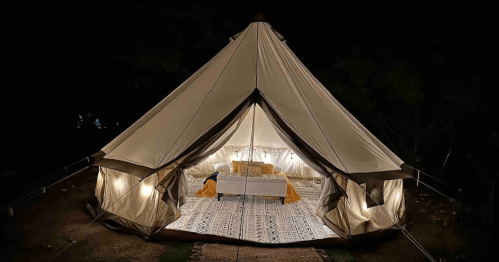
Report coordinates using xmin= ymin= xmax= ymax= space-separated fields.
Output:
xmin=2 ymin=1 xmax=497 ymax=231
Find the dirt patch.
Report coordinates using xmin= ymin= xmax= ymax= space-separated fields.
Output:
xmin=0 ymin=169 xmax=488 ymax=261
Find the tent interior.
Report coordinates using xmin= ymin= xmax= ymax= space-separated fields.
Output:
xmin=186 ymin=104 xmax=312 ymax=178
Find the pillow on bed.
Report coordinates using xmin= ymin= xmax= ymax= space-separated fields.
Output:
xmin=263 ymin=164 xmax=274 ymax=174
xmin=238 ymin=163 xmax=264 ymax=177
xmin=212 ymin=163 xmax=230 ymax=172
xmin=232 ymin=161 xmax=242 ymax=173
xmin=273 ymin=165 xmax=282 ymax=174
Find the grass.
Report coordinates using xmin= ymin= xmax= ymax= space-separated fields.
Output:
xmin=158 ymin=241 xmax=192 ymax=262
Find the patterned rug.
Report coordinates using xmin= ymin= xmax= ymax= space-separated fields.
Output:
xmin=165 ymin=179 xmax=338 ymax=243
xmin=191 ymin=242 xmax=331 ymax=262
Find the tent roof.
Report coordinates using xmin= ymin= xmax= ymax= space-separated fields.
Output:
xmin=94 ymin=22 xmax=412 ymax=183
xmin=225 ymin=104 xmax=288 ymax=148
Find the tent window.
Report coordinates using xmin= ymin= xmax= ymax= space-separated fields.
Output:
xmin=366 ymin=181 xmax=384 ymax=208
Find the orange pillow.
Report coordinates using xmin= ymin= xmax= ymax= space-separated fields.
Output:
xmin=239 ymin=163 xmax=264 ymax=177
xmin=263 ymin=164 xmax=274 ymax=174
xmin=232 ymin=161 xmax=242 ymax=173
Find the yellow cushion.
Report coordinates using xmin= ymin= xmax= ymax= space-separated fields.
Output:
xmin=195 ymin=180 xmax=217 ymax=198
xmin=232 ymin=161 xmax=242 ymax=173
xmin=263 ymin=164 xmax=274 ymax=174
xmin=238 ymin=163 xmax=264 ymax=177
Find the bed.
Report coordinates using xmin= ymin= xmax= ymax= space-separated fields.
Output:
xmin=216 ymin=172 xmax=288 ymax=204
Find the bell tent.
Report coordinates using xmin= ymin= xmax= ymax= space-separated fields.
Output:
xmin=89 ymin=21 xmax=415 ymax=241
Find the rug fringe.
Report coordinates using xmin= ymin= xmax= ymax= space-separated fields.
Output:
xmin=190 ymin=242 xmax=204 ymax=261
xmin=314 ymin=248 xmax=332 ymax=262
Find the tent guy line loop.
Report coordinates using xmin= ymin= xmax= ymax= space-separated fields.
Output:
xmin=47 ymin=179 xmax=144 ymax=262
xmin=416 ymin=168 xmax=461 ymax=193
xmin=357 ymin=183 xmax=437 ymax=262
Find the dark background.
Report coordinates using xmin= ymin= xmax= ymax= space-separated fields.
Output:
xmin=2 ymin=0 xmax=497 ymax=248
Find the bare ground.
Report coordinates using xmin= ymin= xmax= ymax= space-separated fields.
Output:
xmin=0 ymin=168 xmax=487 ymax=261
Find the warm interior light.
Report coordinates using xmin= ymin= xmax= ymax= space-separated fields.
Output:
xmin=116 ymin=177 xmax=124 ymax=190
xmin=141 ymin=185 xmax=153 ymax=197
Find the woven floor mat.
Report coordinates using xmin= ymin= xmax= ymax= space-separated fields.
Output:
xmin=191 ymin=242 xmax=331 ymax=262
xmin=165 ymin=195 xmax=338 ymax=242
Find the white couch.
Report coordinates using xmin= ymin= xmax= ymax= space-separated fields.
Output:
xmin=216 ymin=172 xmax=288 ymax=204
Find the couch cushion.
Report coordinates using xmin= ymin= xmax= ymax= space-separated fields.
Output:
xmin=217 ymin=172 xmax=247 ymax=181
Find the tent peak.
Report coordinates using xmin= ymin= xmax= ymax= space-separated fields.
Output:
xmin=253 ymin=12 xmax=267 ymax=22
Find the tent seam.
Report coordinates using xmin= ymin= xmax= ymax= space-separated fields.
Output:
xmin=152 ymin=94 xmax=253 ymax=174
xmin=258 ymin=95 xmax=337 ymax=175
xmin=255 ymin=22 xmax=260 ymax=89
xmin=281 ymin=44 xmax=400 ymax=169
xmin=104 ymin=44 xmax=232 ymax=156
xmin=155 ymin=24 xmax=255 ymax=169
xmin=262 ymin=23 xmax=349 ymax=173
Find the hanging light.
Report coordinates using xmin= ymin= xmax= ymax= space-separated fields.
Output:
xmin=264 ymin=151 xmax=267 ymax=158
xmin=291 ymin=152 xmax=294 ymax=160
xmin=232 ymin=151 xmax=239 ymax=161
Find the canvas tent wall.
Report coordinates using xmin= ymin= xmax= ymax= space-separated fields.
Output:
xmin=91 ymin=21 xmax=414 ymax=238
xmin=185 ymin=104 xmax=318 ymax=178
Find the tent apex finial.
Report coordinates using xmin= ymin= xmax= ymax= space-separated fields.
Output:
xmin=253 ymin=12 xmax=267 ymax=22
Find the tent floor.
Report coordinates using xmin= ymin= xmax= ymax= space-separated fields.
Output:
xmin=164 ymin=177 xmax=339 ymax=243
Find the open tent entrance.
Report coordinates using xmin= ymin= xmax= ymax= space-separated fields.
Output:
xmin=166 ymin=104 xmax=340 ymax=243
xmin=186 ymin=104 xmax=311 ymax=179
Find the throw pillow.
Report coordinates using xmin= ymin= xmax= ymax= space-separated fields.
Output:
xmin=232 ymin=161 xmax=242 ymax=173
xmin=238 ymin=163 xmax=264 ymax=177
xmin=263 ymin=163 xmax=274 ymax=174
xmin=212 ymin=163 xmax=230 ymax=172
